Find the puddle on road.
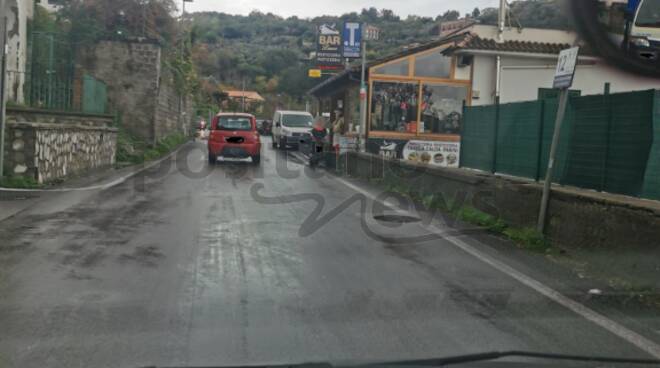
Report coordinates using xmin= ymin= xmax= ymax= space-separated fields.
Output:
xmin=373 ymin=214 xmax=422 ymax=224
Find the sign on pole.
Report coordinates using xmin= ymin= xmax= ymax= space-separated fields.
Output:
xmin=538 ymin=46 xmax=580 ymax=234
xmin=553 ymin=46 xmax=579 ymax=89
xmin=308 ymin=69 xmax=322 ymax=78
xmin=316 ymin=23 xmax=342 ymax=66
xmin=364 ymin=25 xmax=380 ymax=41
xmin=342 ymin=22 xmax=362 ymax=58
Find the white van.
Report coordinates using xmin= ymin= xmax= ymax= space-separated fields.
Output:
xmin=272 ymin=111 xmax=314 ymax=150
xmin=629 ymin=0 xmax=660 ymax=59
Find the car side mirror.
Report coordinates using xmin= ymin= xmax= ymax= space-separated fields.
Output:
xmin=276 ymin=122 xmax=281 ymax=127
xmin=571 ymin=0 xmax=660 ymax=78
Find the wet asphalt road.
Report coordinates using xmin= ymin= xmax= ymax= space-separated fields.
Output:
xmin=0 ymin=139 xmax=657 ymax=368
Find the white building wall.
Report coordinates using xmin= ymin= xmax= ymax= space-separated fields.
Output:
xmin=470 ymin=54 xmax=497 ymax=106
xmin=470 ymin=53 xmax=660 ymax=106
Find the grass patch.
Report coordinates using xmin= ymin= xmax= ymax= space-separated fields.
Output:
xmin=503 ymin=227 xmax=549 ymax=252
xmin=375 ymin=180 xmax=549 ymax=252
xmin=458 ymin=206 xmax=508 ymax=233
xmin=116 ymin=130 xmax=187 ymax=166
xmin=0 ymin=175 xmax=41 ymax=189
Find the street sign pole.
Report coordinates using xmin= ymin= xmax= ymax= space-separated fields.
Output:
xmin=537 ymin=46 xmax=579 ymax=234
xmin=358 ymin=34 xmax=367 ymax=152
xmin=358 ymin=25 xmax=378 ymax=153
xmin=537 ymin=88 xmax=568 ymax=233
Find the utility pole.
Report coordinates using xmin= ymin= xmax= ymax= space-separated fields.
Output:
xmin=498 ymin=0 xmax=506 ymax=42
xmin=0 ymin=8 xmax=8 ymax=179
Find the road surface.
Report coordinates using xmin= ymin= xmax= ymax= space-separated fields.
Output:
xmin=0 ymin=140 xmax=657 ymax=368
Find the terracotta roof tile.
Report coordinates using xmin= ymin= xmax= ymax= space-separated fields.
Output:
xmin=452 ymin=35 xmax=572 ymax=54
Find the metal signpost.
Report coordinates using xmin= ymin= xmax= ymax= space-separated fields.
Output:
xmin=0 ymin=8 xmax=7 ymax=180
xmin=358 ymin=25 xmax=379 ymax=152
xmin=537 ymin=46 xmax=580 ymax=234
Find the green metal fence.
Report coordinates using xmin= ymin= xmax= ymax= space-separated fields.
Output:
xmin=460 ymin=89 xmax=660 ymax=200
xmin=26 ymin=32 xmax=76 ymax=110
xmin=24 ymin=32 xmax=108 ymax=114
xmin=642 ymin=92 xmax=660 ymax=200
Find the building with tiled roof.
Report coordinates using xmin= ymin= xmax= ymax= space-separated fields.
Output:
xmin=310 ymin=24 xmax=659 ymax=164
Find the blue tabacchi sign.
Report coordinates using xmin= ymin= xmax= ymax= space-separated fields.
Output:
xmin=342 ymin=22 xmax=362 ymax=59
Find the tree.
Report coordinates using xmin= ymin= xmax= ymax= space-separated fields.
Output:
xmin=380 ymin=9 xmax=399 ymax=21
xmin=472 ymin=7 xmax=481 ymax=18
xmin=361 ymin=7 xmax=379 ymax=21
xmin=59 ymin=0 xmax=178 ymax=45
xmin=440 ymin=10 xmax=460 ymax=21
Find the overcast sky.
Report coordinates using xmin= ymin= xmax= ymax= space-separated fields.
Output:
xmin=183 ymin=0 xmax=502 ymax=19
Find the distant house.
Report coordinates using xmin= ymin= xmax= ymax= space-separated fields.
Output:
xmin=429 ymin=18 xmax=477 ymax=37
xmin=223 ymin=91 xmax=265 ymax=113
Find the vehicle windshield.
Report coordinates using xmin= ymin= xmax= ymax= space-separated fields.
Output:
xmin=217 ymin=117 xmax=252 ymax=131
xmin=3 ymin=1 xmax=660 ymax=367
xmin=282 ymin=114 xmax=313 ymax=127
xmin=636 ymin=0 xmax=660 ymax=27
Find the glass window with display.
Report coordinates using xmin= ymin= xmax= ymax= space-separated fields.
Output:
xmin=420 ymin=84 xmax=468 ymax=135
xmin=370 ymin=81 xmax=420 ymax=132
xmin=372 ymin=59 xmax=410 ymax=76
xmin=414 ymin=51 xmax=452 ymax=79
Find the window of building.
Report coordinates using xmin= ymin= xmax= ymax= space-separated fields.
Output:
xmin=371 ymin=81 xmax=420 ymax=132
xmin=372 ymin=59 xmax=410 ymax=76
xmin=420 ymin=84 xmax=468 ymax=134
xmin=414 ymin=51 xmax=452 ymax=79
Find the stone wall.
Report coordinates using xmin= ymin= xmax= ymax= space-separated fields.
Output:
xmin=345 ymin=152 xmax=660 ymax=250
xmin=79 ymin=40 xmax=191 ymax=144
xmin=154 ymin=68 xmax=194 ymax=140
xmin=3 ymin=108 xmax=117 ymax=184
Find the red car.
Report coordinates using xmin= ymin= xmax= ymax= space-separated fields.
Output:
xmin=208 ymin=113 xmax=262 ymax=165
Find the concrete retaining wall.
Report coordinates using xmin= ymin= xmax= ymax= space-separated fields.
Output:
xmin=3 ymin=107 xmax=117 ymax=183
xmin=345 ymin=152 xmax=660 ymax=250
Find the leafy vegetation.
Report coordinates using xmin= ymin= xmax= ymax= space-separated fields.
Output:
xmin=0 ymin=176 xmax=42 ymax=189
xmin=382 ymin=182 xmax=549 ymax=252
xmin=116 ymin=130 xmax=187 ymax=166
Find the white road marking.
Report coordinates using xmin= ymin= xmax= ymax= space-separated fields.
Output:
xmin=333 ymin=175 xmax=660 ymax=358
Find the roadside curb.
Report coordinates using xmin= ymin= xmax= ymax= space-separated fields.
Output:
xmin=0 ymin=143 xmax=191 ymax=193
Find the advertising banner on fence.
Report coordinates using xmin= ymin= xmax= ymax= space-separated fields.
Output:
xmin=403 ymin=140 xmax=460 ymax=168
xmin=317 ymin=24 xmax=343 ymax=66
xmin=367 ymin=138 xmax=460 ymax=168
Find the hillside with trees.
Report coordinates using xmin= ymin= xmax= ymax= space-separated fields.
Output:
xmin=189 ymin=0 xmax=569 ymax=115
xmin=38 ymin=0 xmax=568 ymax=117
